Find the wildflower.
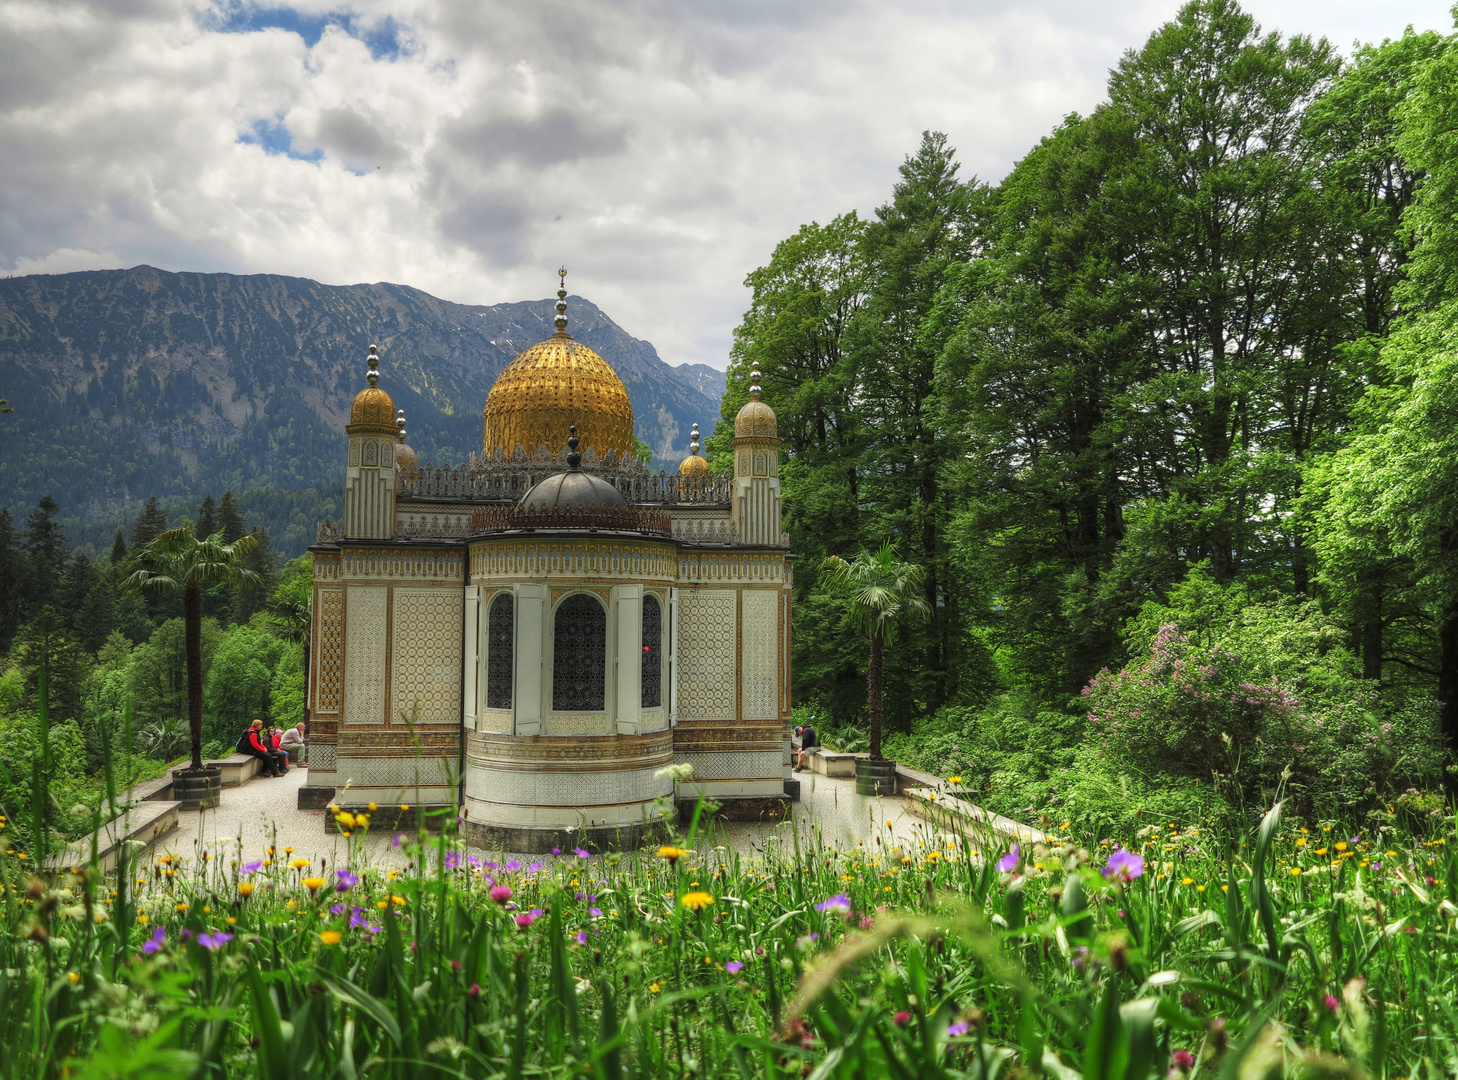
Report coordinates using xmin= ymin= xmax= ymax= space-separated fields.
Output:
xmin=468 ymin=983 xmax=480 ymax=999
xmin=515 ymin=912 xmax=536 ymax=929
xmin=336 ymin=869 xmax=360 ymax=891
xmin=1102 ymin=848 xmax=1144 ymax=883
xmin=302 ymin=876 xmax=325 ymax=892
xmin=575 ymin=931 xmax=587 ymax=944
xmin=649 ymin=982 xmax=661 ymax=993
xmin=391 ymin=895 xmax=406 ymax=906
xmin=680 ymin=891 xmax=714 ymax=911
xmin=242 ymin=860 xmax=263 ymax=876
xmin=948 ymin=776 xmax=962 ymax=784
xmin=996 ymin=845 xmax=1021 ymax=873
xmin=319 ymin=930 xmax=342 ymax=946
xmin=588 ymin=907 xmax=603 ymax=917
xmin=947 ymin=1021 xmax=969 ymax=1037
xmin=1290 ymin=868 xmax=1301 ymax=876
xmin=197 ymin=932 xmax=233 ymax=952
xmin=574 ymin=847 xmax=590 ymax=859
xmin=237 ymin=881 xmax=255 ymax=897
xmin=1171 ymin=1049 xmax=1195 ymax=1073
xmin=174 ymin=903 xmax=189 ymax=913
xmin=288 ymin=858 xmax=309 ymax=870
xmin=859 ymin=915 xmax=874 ymax=929
xmin=814 ymin=895 xmax=851 ymax=915
xmin=658 ymin=846 xmax=685 ymax=862
xmin=1324 ymin=994 xmax=1339 ymax=1015
xmin=140 ymin=926 xmax=165 ymax=954
xmin=892 ymin=1011 xmax=911 ymax=1027
xmin=1180 ymin=877 xmax=1194 ymax=886
xmin=490 ymin=885 xmax=512 ymax=904
xmin=68 ymin=971 xmax=80 ymax=985
xmin=725 ymin=961 xmax=744 ymax=974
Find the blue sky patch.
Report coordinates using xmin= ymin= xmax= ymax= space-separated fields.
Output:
xmin=237 ymin=117 xmax=324 ymax=163
xmin=206 ymin=3 xmax=407 ymax=61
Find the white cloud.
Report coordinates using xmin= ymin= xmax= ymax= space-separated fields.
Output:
xmin=0 ymin=0 xmax=1451 ymax=368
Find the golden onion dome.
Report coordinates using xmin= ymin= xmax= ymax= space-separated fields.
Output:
xmin=678 ymin=422 xmax=709 ymax=476
xmin=733 ymin=365 xmax=777 ymax=440
xmin=349 ymin=345 xmax=397 ymax=431
xmin=394 ymin=409 xmax=417 ymax=469
xmin=482 ymin=269 xmax=635 ymax=462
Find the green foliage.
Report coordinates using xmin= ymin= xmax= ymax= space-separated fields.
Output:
xmin=202 ymin=622 xmax=283 ymax=747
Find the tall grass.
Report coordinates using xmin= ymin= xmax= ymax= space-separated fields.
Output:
xmin=2 ymin=787 xmax=1456 ymax=1078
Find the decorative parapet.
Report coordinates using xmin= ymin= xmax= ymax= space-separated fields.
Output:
xmin=469 ymin=503 xmax=673 ymax=538
xmin=395 ymin=514 xmax=471 ymax=540
xmin=671 ymin=518 xmax=738 ymax=545
xmin=315 ymin=519 xmax=341 ymax=545
xmin=399 ymin=453 xmax=732 ymax=505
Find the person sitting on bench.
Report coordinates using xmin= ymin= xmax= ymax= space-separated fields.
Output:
xmin=278 ymin=722 xmax=306 ymax=765
xmin=238 ymin=719 xmax=287 ymax=777
xmin=793 ymin=723 xmax=820 ymax=772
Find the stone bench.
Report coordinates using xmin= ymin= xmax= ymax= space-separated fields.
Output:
xmin=902 ymin=784 xmax=1049 ymax=844
xmin=807 ymin=750 xmax=859 ymax=778
xmin=204 ymin=753 xmax=265 ymax=787
xmin=45 ymin=800 xmax=181 ymax=874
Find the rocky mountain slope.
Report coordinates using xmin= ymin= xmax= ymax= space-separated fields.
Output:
xmin=0 ymin=266 xmax=726 ymax=549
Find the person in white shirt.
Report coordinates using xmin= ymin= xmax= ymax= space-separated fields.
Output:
xmin=278 ymin=722 xmax=307 ymax=765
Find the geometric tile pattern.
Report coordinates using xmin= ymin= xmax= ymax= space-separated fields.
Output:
xmin=740 ymin=589 xmax=778 ymax=720
xmin=314 ymin=587 xmax=344 ymax=714
xmin=390 ymin=588 xmax=463 ymax=725
xmin=671 ymin=749 xmax=782 ymax=780
xmin=344 ymin=585 xmax=387 ymax=725
xmin=676 ymin=590 xmax=735 ymax=720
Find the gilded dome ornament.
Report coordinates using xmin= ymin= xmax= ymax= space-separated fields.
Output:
xmin=349 ymin=344 xmax=397 ymax=431
xmin=678 ymin=422 xmax=709 ymax=476
xmin=733 ymin=364 xmax=778 ymax=440
xmin=482 ymin=268 xmax=636 ymax=462
xmin=395 ymin=408 xmax=418 ymax=470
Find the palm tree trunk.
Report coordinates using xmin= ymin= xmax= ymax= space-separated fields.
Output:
xmin=184 ymin=579 xmax=205 ymax=770
xmin=302 ymin=640 xmax=311 ymax=730
xmin=868 ymin=631 xmax=884 ymax=760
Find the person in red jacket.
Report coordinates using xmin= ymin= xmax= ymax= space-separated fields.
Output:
xmin=244 ymin=719 xmax=286 ymax=777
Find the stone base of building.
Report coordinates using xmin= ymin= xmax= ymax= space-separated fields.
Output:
xmin=460 ymin=817 xmax=668 ymax=854
xmin=679 ymin=794 xmax=791 ymax=823
xmin=297 ymin=785 xmax=337 ymax=810
xmin=783 ymin=778 xmax=801 ymax=801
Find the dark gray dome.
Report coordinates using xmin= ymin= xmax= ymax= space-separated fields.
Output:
xmin=520 ymin=469 xmax=627 ymax=511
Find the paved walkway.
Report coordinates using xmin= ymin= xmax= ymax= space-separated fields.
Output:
xmin=147 ymin=766 xmax=946 ymax=872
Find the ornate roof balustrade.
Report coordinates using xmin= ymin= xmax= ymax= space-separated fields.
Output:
xmin=469 ymin=502 xmax=674 ymax=538
xmin=398 ymin=447 xmax=732 ymax=505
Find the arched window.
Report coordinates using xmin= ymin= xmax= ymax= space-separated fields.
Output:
xmin=642 ymin=594 xmax=662 ymax=708
xmin=485 ymin=592 xmax=514 ymax=710
xmin=553 ymin=593 xmax=606 ymax=710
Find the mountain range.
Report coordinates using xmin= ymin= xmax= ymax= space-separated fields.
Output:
xmin=0 ymin=266 xmax=726 ymax=555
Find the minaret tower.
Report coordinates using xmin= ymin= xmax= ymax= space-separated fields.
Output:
xmin=343 ymin=344 xmax=398 ymax=539
xmin=730 ymin=365 xmax=783 ymax=546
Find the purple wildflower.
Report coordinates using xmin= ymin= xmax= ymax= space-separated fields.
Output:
xmin=996 ymin=845 xmax=1021 ymax=873
xmin=515 ymin=912 xmax=536 ymax=929
xmin=1102 ymin=847 xmax=1145 ymax=883
xmin=391 ymin=833 xmax=405 ymax=849
xmin=528 ymin=861 xmax=543 ymax=873
xmin=725 ymin=961 xmax=744 ymax=974
xmin=588 ymin=907 xmax=603 ymax=918
xmin=336 ymin=869 xmax=360 ymax=892
xmin=947 ymin=1021 xmax=970 ymax=1037
xmin=490 ymin=885 xmax=512 ymax=904
xmin=242 ymin=860 xmax=264 ymax=876
xmin=814 ymin=895 xmax=851 ymax=915
xmin=552 ymin=848 xmax=561 ymax=855
xmin=575 ymin=931 xmax=587 ymax=944
xmin=140 ymin=926 xmax=165 ymax=954
xmin=504 ymin=860 xmax=520 ymax=872
xmin=331 ymin=904 xmax=345 ymax=914
xmin=574 ymin=847 xmax=590 ymax=859
xmin=197 ymin=932 xmax=233 ymax=952
xmin=444 ymin=851 xmax=461 ymax=871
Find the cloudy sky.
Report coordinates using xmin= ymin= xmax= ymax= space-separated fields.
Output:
xmin=1 ymin=0 xmax=1452 ymax=369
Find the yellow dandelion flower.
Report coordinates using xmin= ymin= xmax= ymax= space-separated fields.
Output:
xmin=238 ymin=882 xmax=255 ymax=896
xmin=368 ymin=802 xmax=378 ymax=812
xmin=1335 ymin=842 xmax=1349 ymax=852
xmin=319 ymin=931 xmax=342 ymax=946
xmin=948 ymin=776 xmax=962 ymax=784
xmin=137 ymin=914 xmax=149 ymax=925
xmin=68 ymin=972 xmax=79 ymax=985
xmin=1290 ymin=867 xmax=1302 ymax=876
xmin=399 ymin=803 xmax=409 ymax=811
xmin=335 ymin=812 xmax=356 ymax=829
xmin=680 ymin=891 xmax=714 ymax=911
xmin=658 ymin=846 xmax=685 ymax=861
xmin=289 ymin=858 xmax=309 ymax=870
xmin=1196 ymin=885 xmax=1206 ymax=892
xmin=649 ymin=982 xmax=661 ymax=993
xmin=391 ymin=895 xmax=406 ymax=906
xmin=1181 ymin=877 xmax=1194 ymax=885
xmin=302 ymin=877 xmax=326 ymax=892
xmin=174 ymin=903 xmax=189 ymax=912
xmin=284 ymin=847 xmax=295 ymax=854
xmin=226 ymin=916 xmax=237 ymax=925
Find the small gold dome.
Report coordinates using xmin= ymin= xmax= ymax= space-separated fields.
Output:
xmin=678 ymin=421 xmax=709 ymax=475
xmin=733 ymin=366 xmax=777 ymax=439
xmin=351 ymin=386 xmax=396 ymax=429
xmin=394 ymin=409 xmax=417 ymax=468
xmin=482 ymin=272 xmax=634 ymax=460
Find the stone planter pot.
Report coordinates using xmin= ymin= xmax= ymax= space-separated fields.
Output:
xmin=172 ymin=766 xmax=222 ymax=811
xmin=855 ymin=757 xmax=897 ymax=797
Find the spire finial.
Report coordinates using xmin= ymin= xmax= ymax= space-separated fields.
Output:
xmin=689 ymin=422 xmax=701 ymax=456
xmin=367 ymin=344 xmax=380 ymax=387
xmin=749 ymin=364 xmax=761 ymax=402
xmin=554 ymin=266 xmax=569 ymax=334
xmin=396 ymin=408 xmax=406 ymax=443
xmin=565 ymin=424 xmax=581 ymax=469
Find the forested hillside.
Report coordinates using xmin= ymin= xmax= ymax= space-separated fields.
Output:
xmin=0 ymin=267 xmax=724 ymax=553
xmin=717 ymin=2 xmax=1458 ymax=826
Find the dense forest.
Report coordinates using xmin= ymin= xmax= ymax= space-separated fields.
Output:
xmin=711 ymin=0 xmax=1458 ymax=829
xmin=0 ymin=488 xmax=309 ymax=846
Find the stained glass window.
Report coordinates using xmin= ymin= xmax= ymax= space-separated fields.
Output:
xmin=642 ymin=594 xmax=662 ymax=708
xmin=486 ymin=592 xmax=514 ymax=710
xmin=553 ymin=593 xmax=606 ymax=711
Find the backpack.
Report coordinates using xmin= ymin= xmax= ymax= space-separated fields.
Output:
xmin=236 ymin=729 xmax=255 ymax=754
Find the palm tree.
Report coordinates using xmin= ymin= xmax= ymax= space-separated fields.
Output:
xmin=125 ymin=527 xmax=260 ymax=771
xmin=819 ymin=542 xmax=930 ymax=760
xmin=269 ymin=593 xmax=311 ymax=731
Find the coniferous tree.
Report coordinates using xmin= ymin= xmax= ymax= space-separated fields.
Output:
xmin=109 ymin=528 xmax=127 ymax=574
xmin=0 ymin=507 xmax=21 ymax=648
xmin=131 ymin=497 xmax=167 ymax=550
xmin=24 ymin=495 xmax=66 ymax=615
xmin=196 ymin=494 xmax=218 ymax=539
xmin=217 ymin=492 xmax=244 ymax=544
xmin=235 ymin=527 xmax=278 ymax=623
